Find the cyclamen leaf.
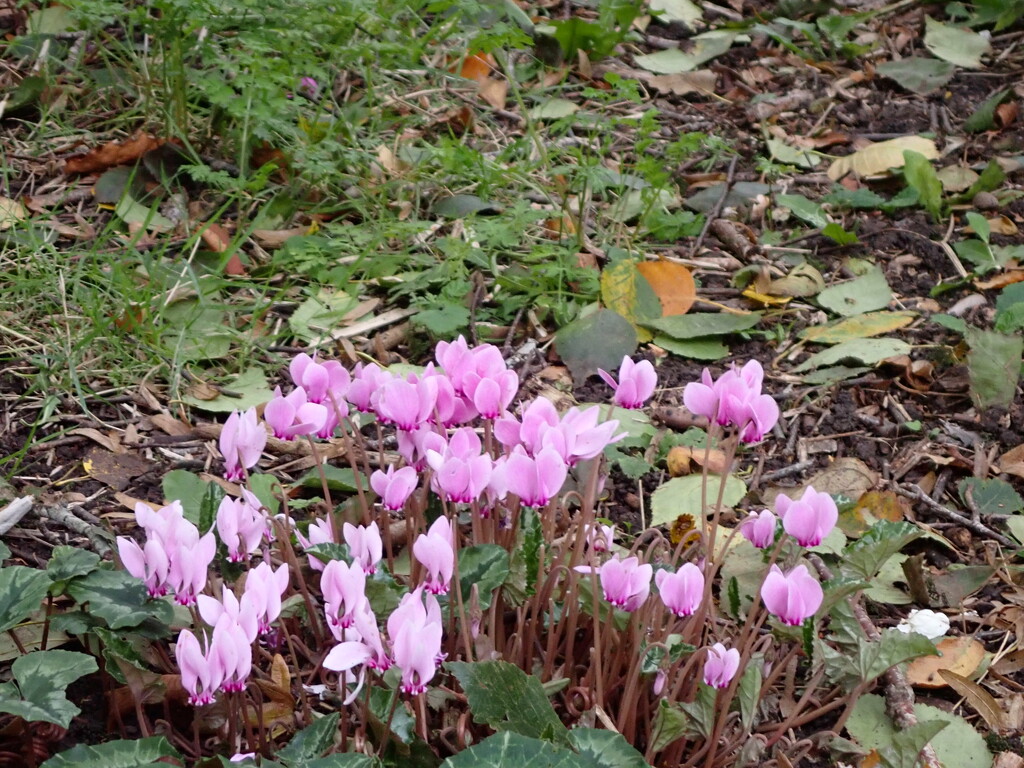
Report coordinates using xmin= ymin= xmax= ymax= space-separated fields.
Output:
xmin=841 ymin=520 xmax=922 ymax=580
xmin=39 ymin=737 xmax=182 ymax=768
xmin=0 ymin=566 xmax=51 ymax=634
xmin=447 ymin=660 xmax=569 ymax=745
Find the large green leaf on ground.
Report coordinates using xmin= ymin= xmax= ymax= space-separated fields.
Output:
xmin=0 ymin=650 xmax=97 ymax=727
xmin=816 ymin=266 xmax=892 ymax=317
xmin=181 ymin=367 xmax=274 ymax=412
xmin=924 ymin=16 xmax=990 ymax=69
xmin=555 ymin=309 xmax=637 ymax=383
xmin=650 ymin=474 xmax=747 ymax=527
xmin=0 ymin=566 xmax=51 ymax=634
xmin=958 ymin=477 xmax=1024 ymax=515
xmin=876 ymin=58 xmax=955 ymax=94
xmin=447 ymin=660 xmax=569 ymax=745
xmin=965 ymin=326 xmax=1022 ymax=409
xmin=792 ymin=338 xmax=910 ymax=373
xmin=442 ymin=731 xmax=585 ymax=768
xmin=643 ymin=311 xmax=761 ymax=340
xmin=902 ymin=150 xmax=943 ymax=222
xmin=799 ymin=311 xmax=916 ymax=345
xmin=567 ymin=729 xmax=651 ymax=768
xmin=66 ymin=568 xmax=173 ymax=630
xmin=458 ymin=544 xmax=509 ymax=611
xmin=633 ymin=30 xmax=736 ymax=73
xmin=841 ymin=520 xmax=922 ymax=581
xmin=39 ymin=737 xmax=181 ymax=768
xmin=851 ymin=628 xmax=937 ymax=683
xmin=276 ymin=712 xmax=341 ymax=762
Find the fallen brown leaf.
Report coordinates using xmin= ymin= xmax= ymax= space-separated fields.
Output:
xmin=906 ymin=636 xmax=986 ymax=688
xmin=64 ymin=133 xmax=164 ymax=175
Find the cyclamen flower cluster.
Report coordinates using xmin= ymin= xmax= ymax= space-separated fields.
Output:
xmin=683 ymin=360 xmax=779 ymax=443
xmin=220 ymin=340 xmax=644 ymax=512
xmin=320 ymin=518 xmax=451 ymax=698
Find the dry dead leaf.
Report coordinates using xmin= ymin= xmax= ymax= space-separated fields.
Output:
xmin=997 ymin=101 xmax=1019 ymax=128
xmin=82 ymin=447 xmax=150 ymax=491
xmin=937 ymin=669 xmax=1005 ymax=731
xmin=997 ymin=443 xmax=1024 ymax=479
xmin=64 ymin=133 xmax=165 ymax=175
xmin=976 ymin=270 xmax=1024 ymax=290
xmin=478 ymin=77 xmax=508 ymax=110
xmin=0 ymin=196 xmax=27 ymax=231
xmin=666 ymin=445 xmax=729 ymax=476
xmin=636 ymin=260 xmax=696 ymax=316
xmin=456 ymin=52 xmax=496 ymax=83
xmin=199 ymin=222 xmax=231 ymax=252
xmin=988 ymin=215 xmax=1019 ymax=236
xmin=252 ymin=226 xmax=308 ymax=248
xmin=647 ymin=70 xmax=717 ymax=96
xmin=827 ymin=136 xmax=939 ymax=181
xmin=150 ymin=412 xmax=193 ymax=437
xmin=906 ymin=636 xmax=986 ymax=688
xmin=70 ymin=427 xmax=123 ymax=454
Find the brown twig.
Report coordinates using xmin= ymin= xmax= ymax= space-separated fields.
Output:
xmin=892 ymin=482 xmax=1014 ymax=547
xmin=691 ymin=155 xmax=739 ymax=257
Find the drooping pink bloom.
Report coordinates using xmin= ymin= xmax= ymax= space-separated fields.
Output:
xmin=347 ymin=362 xmax=390 ymax=413
xmin=215 ymin=496 xmax=265 ymax=562
xmin=322 ymin=559 xmax=367 ymax=633
xmin=599 ymin=356 xmax=657 ymax=409
xmin=370 ymin=466 xmax=418 ymax=512
xmin=396 ymin=426 xmax=448 ymax=472
xmin=760 ymin=564 xmax=823 ymax=626
xmin=389 ymin=589 xmax=444 ymax=695
xmin=175 ymin=629 xmax=223 ymax=706
xmin=197 ymin=585 xmax=259 ymax=643
xmin=494 ymin=397 xmax=560 ymax=453
xmin=596 ymin=555 xmax=652 ymax=612
xmin=210 ymin=614 xmax=253 ymax=693
xmin=682 ymin=361 xmax=778 ymax=443
xmin=118 ymin=536 xmax=170 ymax=598
xmin=133 ymin=500 xmax=188 ymax=547
xmin=244 ymin=561 xmax=290 ymax=634
xmin=375 ymin=376 xmax=438 ymax=431
xmin=544 ymin=407 xmax=625 ymax=466
xmin=655 ymin=563 xmax=704 ymax=617
xmin=263 ymin=386 xmax=327 ymax=440
xmin=289 ymin=353 xmax=350 ymax=405
xmin=413 ymin=516 xmax=455 ymax=595
xmin=295 ymin=517 xmax=333 ymax=571
xmin=322 ymin=601 xmax=392 ymax=703
xmin=220 ymin=408 xmax=267 ymax=481
xmin=167 ymin=531 xmax=217 ymax=606
xmin=584 ymin=523 xmax=615 ymax=552
xmin=776 ymin=486 xmax=837 ymax=547
xmin=434 ymin=336 xmax=472 ymax=391
xmin=425 ymin=428 xmax=492 ymax=504
xmin=343 ymin=522 xmax=383 ymax=574
xmin=703 ymin=643 xmax=740 ymax=689
xmin=503 ymin=447 xmax=567 ymax=507
xmin=461 ymin=366 xmax=518 ymax=419
xmin=297 ymin=77 xmax=320 ymax=99
xmin=740 ymin=509 xmax=778 ymax=549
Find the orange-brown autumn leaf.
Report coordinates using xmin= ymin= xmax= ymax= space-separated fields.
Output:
xmin=666 ymin=445 xmax=729 ymax=476
xmin=65 ymin=133 xmax=164 ymax=175
xmin=456 ymin=52 xmax=497 ymax=83
xmin=636 ymin=260 xmax=696 ymax=316
xmin=906 ymin=636 xmax=986 ymax=688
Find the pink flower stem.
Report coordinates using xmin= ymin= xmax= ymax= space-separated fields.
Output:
xmin=303 ymin=435 xmax=336 ymax=539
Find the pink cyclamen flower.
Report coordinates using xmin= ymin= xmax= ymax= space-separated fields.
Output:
xmin=289 ymin=353 xmax=350 ymax=405
xmin=343 ymin=522 xmax=383 ymax=575
xmin=370 ymin=465 xmax=418 ymax=512
xmin=503 ymin=447 xmax=568 ymax=507
xmin=215 ymin=495 xmax=265 ymax=562
xmin=760 ymin=564 xmax=823 ymax=626
xmin=703 ymin=643 xmax=740 ymax=689
xmin=297 ymin=77 xmax=320 ymax=99
xmin=295 ymin=517 xmax=333 ymax=572
xmin=655 ymin=563 xmax=704 ymax=617
xmin=597 ymin=555 xmax=652 ymax=612
xmin=322 ymin=559 xmax=367 ymax=633
xmin=682 ymin=361 xmax=779 ymax=443
xmin=598 ymin=356 xmax=657 ymax=409
xmin=118 ymin=536 xmax=170 ymax=597
xmin=175 ymin=629 xmax=223 ymax=706
xmin=197 ymin=584 xmax=259 ymax=644
xmin=219 ymin=408 xmax=267 ymax=481
xmin=425 ymin=428 xmax=492 ymax=504
xmin=323 ymin=601 xmax=392 ymax=704
xmin=375 ymin=376 xmax=438 ymax=431
xmin=413 ymin=516 xmax=455 ymax=595
xmin=347 ymin=362 xmax=390 ymax=412
xmin=167 ymin=531 xmax=217 ymax=606
xmin=210 ymin=614 xmax=253 ymax=693
xmin=244 ymin=561 xmax=290 ymax=633
xmin=776 ymin=486 xmax=837 ymax=547
xmin=264 ymin=386 xmax=327 ymax=440
xmin=584 ymin=523 xmax=615 ymax=552
xmin=740 ymin=509 xmax=777 ymax=549
xmin=389 ymin=589 xmax=444 ymax=695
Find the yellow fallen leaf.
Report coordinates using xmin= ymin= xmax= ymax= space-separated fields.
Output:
xmin=906 ymin=636 xmax=986 ymax=688
xmin=827 ymin=136 xmax=939 ymax=181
